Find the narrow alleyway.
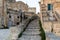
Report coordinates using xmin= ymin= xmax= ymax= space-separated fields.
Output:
xmin=18 ymin=19 xmax=41 ymax=40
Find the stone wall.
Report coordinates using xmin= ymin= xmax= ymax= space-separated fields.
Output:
xmin=42 ymin=21 xmax=60 ymax=36
xmin=42 ymin=22 xmax=52 ymax=32
xmin=39 ymin=0 xmax=60 ymax=36
xmin=0 ymin=0 xmax=7 ymax=28
xmin=53 ymin=22 xmax=60 ymax=36
xmin=7 ymin=1 xmax=28 ymax=12
xmin=28 ymin=7 xmax=36 ymax=13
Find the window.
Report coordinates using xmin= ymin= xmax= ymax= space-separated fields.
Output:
xmin=48 ymin=4 xmax=53 ymax=10
xmin=9 ymin=15 xmax=11 ymax=18
xmin=17 ymin=16 xmax=19 ymax=18
xmin=17 ymin=22 xmax=19 ymax=25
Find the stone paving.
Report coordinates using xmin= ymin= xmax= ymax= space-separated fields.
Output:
xmin=0 ymin=29 xmax=10 ymax=40
xmin=6 ymin=19 xmax=31 ymax=40
xmin=18 ymin=19 xmax=41 ymax=40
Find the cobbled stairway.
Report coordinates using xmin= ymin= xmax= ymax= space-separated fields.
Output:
xmin=18 ymin=19 xmax=41 ymax=40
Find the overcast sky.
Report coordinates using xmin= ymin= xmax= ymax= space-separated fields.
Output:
xmin=16 ymin=0 xmax=40 ymax=13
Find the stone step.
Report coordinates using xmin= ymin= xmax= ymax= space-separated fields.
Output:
xmin=27 ymin=27 xmax=40 ymax=29
xmin=22 ymin=34 xmax=40 ymax=36
xmin=23 ymin=31 xmax=40 ymax=35
xmin=19 ymin=35 xmax=41 ymax=40
xmin=28 ymin=26 xmax=39 ymax=28
xmin=26 ymin=28 xmax=40 ymax=31
xmin=18 ymin=19 xmax=41 ymax=40
xmin=28 ymin=23 xmax=39 ymax=25
xmin=20 ymin=34 xmax=40 ymax=36
xmin=28 ymin=25 xmax=39 ymax=27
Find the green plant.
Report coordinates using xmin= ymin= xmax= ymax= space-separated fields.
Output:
xmin=39 ymin=20 xmax=46 ymax=40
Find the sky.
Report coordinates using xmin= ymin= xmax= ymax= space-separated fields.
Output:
xmin=16 ymin=0 xmax=40 ymax=13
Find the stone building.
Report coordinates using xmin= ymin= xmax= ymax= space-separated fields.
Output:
xmin=39 ymin=0 xmax=60 ymax=36
xmin=23 ymin=12 xmax=35 ymax=18
xmin=28 ymin=7 xmax=36 ymax=14
xmin=7 ymin=9 xmax=21 ymax=27
xmin=7 ymin=1 xmax=28 ymax=12
xmin=0 ymin=0 xmax=8 ymax=28
xmin=7 ymin=1 xmax=36 ymax=16
xmin=0 ymin=0 xmax=36 ymax=28
xmin=24 ymin=7 xmax=36 ymax=18
xmin=7 ymin=0 xmax=16 ymax=3
xmin=0 ymin=0 xmax=20 ymax=28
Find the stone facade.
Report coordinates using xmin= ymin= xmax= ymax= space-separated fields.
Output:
xmin=23 ymin=7 xmax=36 ymax=17
xmin=0 ymin=0 xmax=3 ymax=28
xmin=7 ymin=1 xmax=28 ymax=12
xmin=53 ymin=22 xmax=60 ymax=36
xmin=7 ymin=0 xmax=16 ymax=3
xmin=0 ymin=0 xmax=7 ymax=28
xmin=6 ymin=0 xmax=36 ymax=27
xmin=24 ymin=12 xmax=35 ymax=18
xmin=39 ymin=0 xmax=60 ymax=36
xmin=0 ymin=0 xmax=36 ymax=28
xmin=28 ymin=7 xmax=36 ymax=14
xmin=7 ymin=9 xmax=21 ymax=27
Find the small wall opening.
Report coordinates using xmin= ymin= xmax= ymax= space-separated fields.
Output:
xmin=16 ymin=22 xmax=19 ymax=25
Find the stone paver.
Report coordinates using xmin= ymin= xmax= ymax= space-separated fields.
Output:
xmin=0 ymin=29 xmax=10 ymax=40
xmin=6 ymin=20 xmax=28 ymax=40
